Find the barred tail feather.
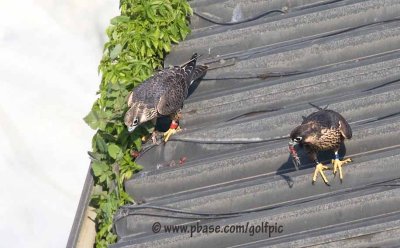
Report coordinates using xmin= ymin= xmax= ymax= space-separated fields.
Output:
xmin=308 ymin=102 xmax=324 ymax=111
xmin=190 ymin=65 xmax=208 ymax=84
xmin=180 ymin=53 xmax=207 ymax=86
xmin=180 ymin=53 xmax=198 ymax=83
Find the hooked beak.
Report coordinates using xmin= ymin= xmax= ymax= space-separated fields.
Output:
xmin=128 ymin=125 xmax=137 ymax=133
xmin=288 ymin=140 xmax=301 ymax=170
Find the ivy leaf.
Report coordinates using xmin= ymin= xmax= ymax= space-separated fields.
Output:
xmin=110 ymin=15 xmax=130 ymax=25
xmin=140 ymin=45 xmax=146 ymax=57
xmin=92 ymin=161 xmax=109 ymax=177
xmin=110 ymin=44 xmax=123 ymax=60
xmin=170 ymin=36 xmax=179 ymax=43
xmin=153 ymin=28 xmax=160 ymax=38
xmin=163 ymin=43 xmax=170 ymax=52
xmin=84 ymin=110 xmax=99 ymax=130
xmin=108 ymin=143 xmax=122 ymax=159
xmin=96 ymin=134 xmax=108 ymax=153
xmin=124 ymin=170 xmax=133 ymax=180
xmin=145 ymin=39 xmax=151 ymax=48
xmin=151 ymin=0 xmax=163 ymax=5
xmin=92 ymin=184 xmax=106 ymax=196
xmin=99 ymin=173 xmax=109 ymax=183
xmin=88 ymin=151 xmax=106 ymax=162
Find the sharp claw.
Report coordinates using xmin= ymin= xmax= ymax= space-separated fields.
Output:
xmin=163 ymin=129 xmax=178 ymax=142
xmin=163 ymin=132 xmax=172 ymax=142
xmin=312 ymin=163 xmax=331 ymax=186
xmin=163 ymin=120 xmax=181 ymax=143
xmin=332 ymin=158 xmax=352 ymax=183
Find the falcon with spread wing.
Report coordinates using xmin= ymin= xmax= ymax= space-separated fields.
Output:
xmin=289 ymin=105 xmax=352 ymax=185
xmin=124 ymin=54 xmax=207 ymax=143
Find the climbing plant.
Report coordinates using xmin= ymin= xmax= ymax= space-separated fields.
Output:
xmin=83 ymin=0 xmax=192 ymax=247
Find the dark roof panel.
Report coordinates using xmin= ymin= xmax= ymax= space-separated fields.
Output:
xmin=111 ymin=0 xmax=400 ymax=247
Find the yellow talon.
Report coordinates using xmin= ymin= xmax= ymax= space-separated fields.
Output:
xmin=312 ymin=163 xmax=331 ymax=185
xmin=163 ymin=126 xmax=181 ymax=142
xmin=332 ymin=158 xmax=352 ymax=182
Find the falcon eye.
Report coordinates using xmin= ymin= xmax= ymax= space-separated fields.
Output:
xmin=294 ymin=137 xmax=302 ymax=142
xmin=133 ymin=118 xmax=139 ymax=126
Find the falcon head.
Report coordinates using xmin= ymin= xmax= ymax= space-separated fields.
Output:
xmin=124 ymin=102 xmax=157 ymax=133
xmin=290 ymin=122 xmax=319 ymax=146
xmin=290 ymin=125 xmax=306 ymax=146
xmin=288 ymin=124 xmax=317 ymax=169
xmin=124 ymin=107 xmax=141 ymax=133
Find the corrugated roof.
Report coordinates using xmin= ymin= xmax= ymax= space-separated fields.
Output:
xmin=110 ymin=0 xmax=400 ymax=247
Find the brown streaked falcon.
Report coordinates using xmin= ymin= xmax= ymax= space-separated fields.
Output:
xmin=124 ymin=53 xmax=207 ymax=143
xmin=289 ymin=105 xmax=352 ymax=185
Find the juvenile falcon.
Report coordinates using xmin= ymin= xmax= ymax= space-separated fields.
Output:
xmin=124 ymin=53 xmax=207 ymax=142
xmin=289 ymin=105 xmax=352 ymax=185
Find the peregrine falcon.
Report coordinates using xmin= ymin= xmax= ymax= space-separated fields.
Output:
xmin=124 ymin=53 xmax=207 ymax=143
xmin=289 ymin=105 xmax=352 ymax=185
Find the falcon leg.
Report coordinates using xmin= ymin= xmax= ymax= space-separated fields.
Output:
xmin=332 ymin=151 xmax=352 ymax=183
xmin=163 ymin=111 xmax=182 ymax=142
xmin=312 ymin=162 xmax=331 ymax=186
xmin=309 ymin=151 xmax=330 ymax=186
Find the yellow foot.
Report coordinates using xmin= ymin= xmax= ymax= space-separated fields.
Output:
xmin=312 ymin=163 xmax=331 ymax=185
xmin=332 ymin=158 xmax=352 ymax=183
xmin=163 ymin=126 xmax=181 ymax=142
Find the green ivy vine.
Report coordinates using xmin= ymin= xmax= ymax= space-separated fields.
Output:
xmin=83 ymin=0 xmax=192 ymax=247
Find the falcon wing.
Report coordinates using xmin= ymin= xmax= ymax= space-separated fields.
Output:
xmin=311 ymin=109 xmax=352 ymax=139
xmin=338 ymin=117 xmax=352 ymax=139
xmin=156 ymin=90 xmax=185 ymax=116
